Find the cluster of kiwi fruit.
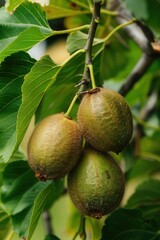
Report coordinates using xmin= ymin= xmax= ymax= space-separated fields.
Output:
xmin=27 ymin=87 xmax=133 ymax=219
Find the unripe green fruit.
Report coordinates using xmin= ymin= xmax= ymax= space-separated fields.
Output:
xmin=68 ymin=146 xmax=125 ymax=219
xmin=27 ymin=113 xmax=83 ymax=181
xmin=78 ymin=87 xmax=133 ymax=153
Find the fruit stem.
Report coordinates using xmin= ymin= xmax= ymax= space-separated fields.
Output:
xmin=65 ymin=93 xmax=79 ymax=117
xmin=88 ymin=64 xmax=97 ymax=89
xmin=72 ymin=214 xmax=86 ymax=240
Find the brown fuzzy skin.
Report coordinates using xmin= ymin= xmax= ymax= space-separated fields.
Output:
xmin=68 ymin=146 xmax=125 ymax=218
xmin=27 ymin=113 xmax=83 ymax=180
xmin=78 ymin=87 xmax=133 ymax=153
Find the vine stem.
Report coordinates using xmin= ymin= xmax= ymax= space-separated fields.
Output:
xmin=82 ymin=1 xmax=102 ymax=87
xmin=65 ymin=1 xmax=102 ymax=116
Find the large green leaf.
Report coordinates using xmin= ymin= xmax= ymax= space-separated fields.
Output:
xmin=0 ymin=52 xmax=35 ymax=162
xmin=101 ymin=208 xmax=159 ymax=240
xmin=0 ymin=1 xmax=52 ymax=63
xmin=0 ymin=55 xmax=59 ymax=162
xmin=126 ymin=179 xmax=160 ymax=225
xmin=126 ymin=159 xmax=160 ymax=180
xmin=43 ymin=0 xmax=90 ymax=19
xmin=101 ymin=39 xmax=141 ymax=83
xmin=1 ymin=160 xmax=64 ymax=238
xmin=0 ymin=50 xmax=86 ymax=162
xmin=35 ymin=82 xmax=77 ymax=122
xmin=140 ymin=133 xmax=160 ymax=161
xmin=1 ymin=160 xmax=39 ymax=236
xmin=6 ymin=0 xmax=90 ymax=16
xmin=35 ymin=51 xmax=86 ymax=123
xmin=27 ymin=180 xmax=64 ymax=240
xmin=124 ymin=0 xmax=148 ymax=20
xmin=124 ymin=0 xmax=160 ymax=33
xmin=125 ymin=74 xmax=152 ymax=107
xmin=15 ymin=55 xmax=60 ymax=156
xmin=0 ymin=207 xmax=10 ymax=239
xmin=6 ymin=0 xmax=24 ymax=11
xmin=36 ymin=45 xmax=103 ymax=122
xmin=1 ymin=161 xmax=38 ymax=214
xmin=67 ymin=31 xmax=104 ymax=55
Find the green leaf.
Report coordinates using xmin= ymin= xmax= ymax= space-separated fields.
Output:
xmin=124 ymin=0 xmax=160 ymax=33
xmin=44 ymin=234 xmax=60 ymax=240
xmin=126 ymin=159 xmax=160 ymax=180
xmin=101 ymin=208 xmax=159 ymax=240
xmin=101 ymin=40 xmax=141 ymax=84
xmin=35 ymin=51 xmax=85 ymax=122
xmin=126 ymin=179 xmax=160 ymax=224
xmin=67 ymin=31 xmax=104 ymax=55
xmin=1 ymin=160 xmax=52 ymax=237
xmin=36 ymin=48 xmax=103 ymax=122
xmin=35 ymin=83 xmax=77 ymax=121
xmin=6 ymin=0 xmax=24 ymax=11
xmin=0 ymin=207 xmax=10 ymax=239
xmin=0 ymin=50 xmax=86 ymax=162
xmin=140 ymin=133 xmax=160 ymax=160
xmin=67 ymin=31 xmax=88 ymax=54
xmin=43 ymin=0 xmax=90 ymax=19
xmin=124 ymin=0 xmax=149 ymax=20
xmin=125 ymin=74 xmax=152 ymax=107
xmin=0 ymin=1 xmax=52 ymax=63
xmin=1 ymin=161 xmax=37 ymax=214
xmin=0 ymin=52 xmax=35 ymax=162
xmin=27 ymin=180 xmax=64 ymax=240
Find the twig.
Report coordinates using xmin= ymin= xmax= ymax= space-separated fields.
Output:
xmin=134 ymin=91 xmax=158 ymax=156
xmin=118 ymin=53 xmax=156 ymax=96
xmin=83 ymin=1 xmax=102 ymax=86
xmin=108 ymin=0 xmax=160 ymax=96
xmin=65 ymin=0 xmax=102 ymax=116
xmin=43 ymin=210 xmax=53 ymax=235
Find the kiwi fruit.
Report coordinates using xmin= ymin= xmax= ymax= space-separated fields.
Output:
xmin=78 ymin=87 xmax=133 ymax=153
xmin=67 ymin=146 xmax=125 ymax=219
xmin=27 ymin=113 xmax=83 ymax=180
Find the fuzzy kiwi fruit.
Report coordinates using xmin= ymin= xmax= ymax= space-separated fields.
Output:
xmin=27 ymin=113 xmax=83 ymax=181
xmin=78 ymin=87 xmax=133 ymax=153
xmin=68 ymin=146 xmax=125 ymax=219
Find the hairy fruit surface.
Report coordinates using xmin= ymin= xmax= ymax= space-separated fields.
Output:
xmin=27 ymin=113 xmax=83 ymax=180
xmin=68 ymin=146 xmax=125 ymax=219
xmin=78 ymin=87 xmax=133 ymax=153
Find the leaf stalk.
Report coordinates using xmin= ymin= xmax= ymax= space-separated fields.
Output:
xmin=53 ymin=25 xmax=90 ymax=35
xmin=103 ymin=18 xmax=136 ymax=43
